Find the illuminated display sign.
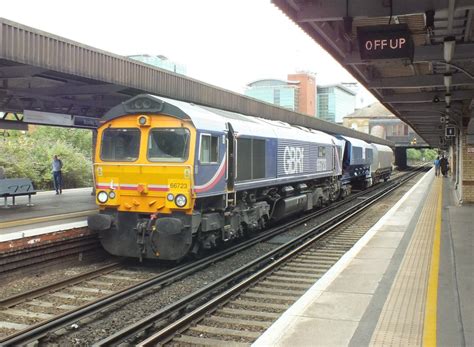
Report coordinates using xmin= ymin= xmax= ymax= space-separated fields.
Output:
xmin=357 ymin=24 xmax=414 ymax=61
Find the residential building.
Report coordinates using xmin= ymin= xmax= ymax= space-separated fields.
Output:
xmin=317 ymin=84 xmax=356 ymax=123
xmin=343 ymin=102 xmax=426 ymax=146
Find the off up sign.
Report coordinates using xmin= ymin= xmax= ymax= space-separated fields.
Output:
xmin=357 ymin=24 xmax=414 ymax=61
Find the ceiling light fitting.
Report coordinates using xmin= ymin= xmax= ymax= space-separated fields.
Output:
xmin=445 ymin=93 xmax=451 ymax=106
xmin=444 ymin=73 xmax=452 ymax=91
xmin=443 ymin=36 xmax=456 ymax=63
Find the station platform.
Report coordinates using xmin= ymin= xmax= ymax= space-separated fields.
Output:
xmin=0 ymin=188 xmax=97 ymax=242
xmin=254 ymin=169 xmax=473 ymax=346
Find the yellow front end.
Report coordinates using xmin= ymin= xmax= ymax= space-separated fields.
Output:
xmin=93 ymin=114 xmax=196 ymax=215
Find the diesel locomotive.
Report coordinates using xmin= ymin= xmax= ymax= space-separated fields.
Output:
xmin=88 ymin=94 xmax=393 ymax=261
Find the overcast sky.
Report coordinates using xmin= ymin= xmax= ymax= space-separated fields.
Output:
xmin=2 ymin=0 xmax=375 ymax=106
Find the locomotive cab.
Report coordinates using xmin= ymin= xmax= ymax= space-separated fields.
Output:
xmin=88 ymin=96 xmax=198 ymax=261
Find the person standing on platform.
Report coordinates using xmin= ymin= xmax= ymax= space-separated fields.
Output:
xmin=440 ymin=155 xmax=449 ymax=177
xmin=52 ymin=155 xmax=63 ymax=194
xmin=434 ymin=156 xmax=441 ymax=177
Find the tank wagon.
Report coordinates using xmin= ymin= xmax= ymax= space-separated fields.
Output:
xmin=88 ymin=94 xmax=393 ymax=261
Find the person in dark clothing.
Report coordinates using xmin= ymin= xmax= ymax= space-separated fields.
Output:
xmin=52 ymin=155 xmax=63 ymax=194
xmin=440 ymin=156 xmax=449 ymax=177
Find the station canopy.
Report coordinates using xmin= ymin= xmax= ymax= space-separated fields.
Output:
xmin=273 ymin=0 xmax=474 ymax=147
xmin=0 ymin=18 xmax=392 ymax=146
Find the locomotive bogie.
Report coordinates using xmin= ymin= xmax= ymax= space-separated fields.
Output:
xmin=97 ymin=209 xmax=196 ymax=261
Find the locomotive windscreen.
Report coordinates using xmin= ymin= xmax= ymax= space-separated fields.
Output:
xmin=101 ymin=128 xmax=140 ymax=161
xmin=148 ymin=128 xmax=190 ymax=162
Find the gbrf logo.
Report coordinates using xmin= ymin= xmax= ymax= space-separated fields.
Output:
xmin=283 ymin=146 xmax=304 ymax=174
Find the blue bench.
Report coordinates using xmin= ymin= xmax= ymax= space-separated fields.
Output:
xmin=0 ymin=178 xmax=36 ymax=208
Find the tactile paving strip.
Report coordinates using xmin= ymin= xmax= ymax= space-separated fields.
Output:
xmin=370 ymin=178 xmax=442 ymax=346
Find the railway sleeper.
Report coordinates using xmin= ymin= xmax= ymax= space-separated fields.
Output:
xmin=241 ymin=292 xmax=297 ymax=303
xmin=269 ymin=271 xmax=317 ymax=279
xmin=189 ymin=324 xmax=261 ymax=340
xmin=265 ymin=276 xmax=316 ymax=285
xmin=247 ymin=287 xmax=305 ymax=296
xmin=290 ymin=258 xmax=337 ymax=265
xmin=233 ymin=299 xmax=289 ymax=311
xmin=203 ymin=316 xmax=272 ymax=329
xmin=258 ymin=281 xmax=310 ymax=290
xmin=280 ymin=265 xmax=327 ymax=274
xmin=219 ymin=308 xmax=280 ymax=320
xmin=173 ymin=334 xmax=249 ymax=346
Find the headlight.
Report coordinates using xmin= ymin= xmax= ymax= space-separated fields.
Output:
xmin=138 ymin=116 xmax=147 ymax=125
xmin=175 ymin=194 xmax=187 ymax=207
xmin=109 ymin=191 xmax=116 ymax=199
xmin=167 ymin=193 xmax=174 ymax=201
xmin=97 ymin=191 xmax=108 ymax=203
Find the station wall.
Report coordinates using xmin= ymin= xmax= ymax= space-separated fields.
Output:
xmin=461 ymin=133 xmax=474 ymax=203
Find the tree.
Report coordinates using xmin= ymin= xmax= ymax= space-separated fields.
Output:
xmin=421 ymin=149 xmax=438 ymax=161
xmin=406 ymin=148 xmax=422 ymax=161
xmin=0 ymin=126 xmax=93 ymax=190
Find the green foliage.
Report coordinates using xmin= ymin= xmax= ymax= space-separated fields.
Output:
xmin=406 ymin=148 xmax=438 ymax=162
xmin=421 ymin=149 xmax=438 ymax=161
xmin=407 ymin=148 xmax=421 ymax=161
xmin=0 ymin=126 xmax=93 ymax=190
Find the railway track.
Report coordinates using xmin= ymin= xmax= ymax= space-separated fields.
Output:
xmin=155 ymin=213 xmax=382 ymax=346
xmin=94 ymin=167 xmax=427 ymax=346
xmin=0 ymin=262 xmax=171 ymax=340
xmin=0 ymin=166 xmax=428 ymax=346
xmin=0 ymin=233 xmax=105 ymax=279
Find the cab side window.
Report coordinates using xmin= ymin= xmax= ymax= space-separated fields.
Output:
xmin=200 ymin=134 xmax=219 ymax=163
xmin=366 ymin=148 xmax=373 ymax=162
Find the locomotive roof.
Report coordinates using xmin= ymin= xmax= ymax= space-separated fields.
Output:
xmin=103 ymin=94 xmax=338 ymax=145
xmin=338 ymin=135 xmax=372 ymax=149
xmin=370 ymin=143 xmax=393 ymax=153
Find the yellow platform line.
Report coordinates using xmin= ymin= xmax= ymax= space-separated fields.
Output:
xmin=0 ymin=209 xmax=98 ymax=229
xmin=423 ymin=179 xmax=443 ymax=347
xmin=370 ymin=177 xmax=442 ymax=346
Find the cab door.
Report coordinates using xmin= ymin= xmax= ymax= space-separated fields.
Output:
xmin=226 ymin=122 xmax=236 ymax=192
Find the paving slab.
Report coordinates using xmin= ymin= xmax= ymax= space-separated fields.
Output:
xmin=326 ymin=272 xmax=382 ymax=294
xmin=300 ymin=291 xmax=372 ymax=321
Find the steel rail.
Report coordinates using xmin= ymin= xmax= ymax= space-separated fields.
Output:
xmin=97 ymin=168 xmax=426 ymax=346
